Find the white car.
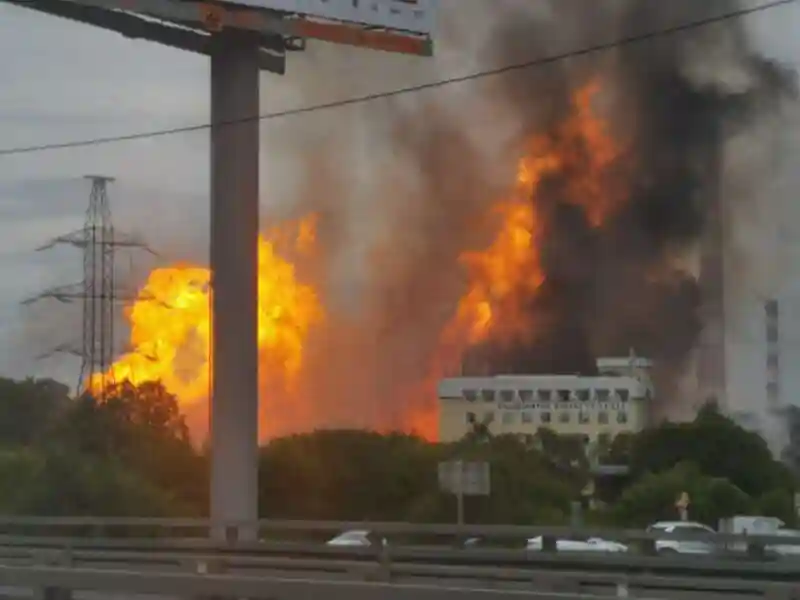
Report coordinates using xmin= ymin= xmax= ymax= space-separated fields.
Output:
xmin=326 ymin=530 xmax=386 ymax=547
xmin=766 ymin=529 xmax=800 ymax=556
xmin=526 ymin=535 xmax=628 ymax=553
xmin=647 ymin=521 xmax=716 ymax=555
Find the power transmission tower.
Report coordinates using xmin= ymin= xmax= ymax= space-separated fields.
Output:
xmin=23 ymin=176 xmax=156 ymax=398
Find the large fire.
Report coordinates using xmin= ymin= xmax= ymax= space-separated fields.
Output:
xmin=441 ymin=80 xmax=620 ymax=356
xmin=90 ymin=80 xmax=619 ymax=441
xmin=89 ymin=218 xmax=324 ymax=406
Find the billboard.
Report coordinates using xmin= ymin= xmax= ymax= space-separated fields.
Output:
xmin=34 ymin=0 xmax=434 ymax=56
xmin=220 ymin=0 xmax=436 ymax=35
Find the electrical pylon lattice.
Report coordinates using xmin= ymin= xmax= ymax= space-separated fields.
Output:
xmin=23 ymin=176 xmax=156 ymax=398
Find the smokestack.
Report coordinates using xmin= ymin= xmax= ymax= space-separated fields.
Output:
xmin=695 ymin=163 xmax=727 ymax=409
xmin=765 ymin=298 xmax=780 ymax=408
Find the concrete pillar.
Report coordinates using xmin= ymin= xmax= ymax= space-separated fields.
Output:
xmin=209 ymin=29 xmax=260 ymax=540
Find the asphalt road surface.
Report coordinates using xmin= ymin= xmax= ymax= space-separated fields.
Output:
xmin=0 ymin=553 xmax=778 ymax=600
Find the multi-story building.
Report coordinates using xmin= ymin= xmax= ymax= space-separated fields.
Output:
xmin=726 ymin=292 xmax=799 ymax=451
xmin=438 ymin=355 xmax=654 ymax=443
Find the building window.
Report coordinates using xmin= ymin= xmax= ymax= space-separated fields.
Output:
xmin=499 ymin=390 xmax=516 ymax=403
xmin=767 ymin=353 xmax=779 ymax=369
xmin=576 ymin=389 xmax=590 ymax=402
xmin=520 ymin=390 xmax=534 ymax=403
xmin=537 ymin=390 xmax=551 ymax=402
xmin=559 ymin=411 xmax=570 ymax=424
xmin=463 ymin=389 xmax=477 ymax=402
xmin=579 ymin=411 xmax=590 ymax=424
xmin=481 ymin=389 xmax=495 ymax=403
xmin=502 ymin=411 xmax=516 ymax=425
xmin=465 ymin=411 xmax=476 ymax=425
xmin=765 ymin=299 xmax=779 ymax=319
xmin=521 ymin=411 xmax=533 ymax=424
xmin=595 ymin=389 xmax=610 ymax=402
xmin=617 ymin=412 xmax=628 ymax=424
xmin=617 ymin=389 xmax=629 ymax=402
xmin=541 ymin=411 xmax=552 ymax=424
xmin=557 ymin=390 xmax=571 ymax=402
xmin=598 ymin=411 xmax=609 ymax=425
xmin=767 ymin=324 xmax=779 ymax=343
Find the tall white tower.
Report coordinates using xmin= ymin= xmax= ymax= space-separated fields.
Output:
xmin=765 ymin=298 xmax=781 ymax=409
xmin=695 ymin=178 xmax=727 ymax=409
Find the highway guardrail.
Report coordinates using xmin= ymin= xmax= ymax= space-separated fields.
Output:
xmin=0 ymin=516 xmax=793 ymax=547
xmin=0 ymin=560 xmax=795 ymax=600
xmin=0 ymin=518 xmax=795 ymax=576
xmin=0 ymin=534 xmax=797 ymax=584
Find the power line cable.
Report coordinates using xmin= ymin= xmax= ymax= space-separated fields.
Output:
xmin=0 ymin=0 xmax=794 ymax=157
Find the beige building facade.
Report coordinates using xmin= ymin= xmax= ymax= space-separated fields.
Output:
xmin=438 ymin=356 xmax=654 ymax=443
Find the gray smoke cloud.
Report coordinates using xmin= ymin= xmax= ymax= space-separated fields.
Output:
xmin=257 ymin=0 xmax=796 ymax=438
xmin=476 ymin=1 xmax=795 ymax=381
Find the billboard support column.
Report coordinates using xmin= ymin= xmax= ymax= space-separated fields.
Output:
xmin=209 ymin=29 xmax=261 ymax=541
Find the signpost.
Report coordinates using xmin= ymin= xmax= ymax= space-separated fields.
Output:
xmin=9 ymin=0 xmax=436 ymax=540
xmin=438 ymin=460 xmax=490 ymax=525
xmin=676 ymin=491 xmax=690 ymax=522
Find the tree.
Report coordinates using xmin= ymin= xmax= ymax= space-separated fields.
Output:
xmin=0 ymin=378 xmax=69 ymax=447
xmin=0 ymin=372 xmax=794 ymax=526
xmin=20 ymin=448 xmax=181 ymax=517
xmin=756 ymin=489 xmax=796 ymax=527
xmin=449 ymin=433 xmax=578 ymax=525
xmin=612 ymin=462 xmax=753 ymax=527
xmin=258 ymin=429 xmax=582 ymax=526
xmin=607 ymin=432 xmax=635 ymax=465
xmin=259 ymin=430 xmax=437 ymax=521
xmin=628 ymin=402 xmax=792 ymax=498
xmin=0 ymin=448 xmax=44 ymax=513
xmin=534 ymin=428 xmax=590 ymax=475
xmin=43 ymin=382 xmax=206 ymax=515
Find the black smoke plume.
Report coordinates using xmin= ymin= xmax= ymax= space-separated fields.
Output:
xmin=255 ymin=0 xmax=797 ymax=437
xmin=470 ymin=0 xmax=796 ymax=377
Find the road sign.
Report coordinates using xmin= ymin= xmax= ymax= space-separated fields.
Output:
xmin=676 ymin=491 xmax=690 ymax=521
xmin=438 ymin=460 xmax=490 ymax=496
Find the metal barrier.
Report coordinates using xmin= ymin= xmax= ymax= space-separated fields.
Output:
xmin=0 ymin=536 xmax=794 ymax=575
xmin=0 ymin=559 xmax=796 ymax=600
xmin=0 ymin=516 xmax=794 ymax=549
xmin=0 ymin=517 xmax=796 ymax=596
xmin=0 ymin=564 xmax=580 ymax=600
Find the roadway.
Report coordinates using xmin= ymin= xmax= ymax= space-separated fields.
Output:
xmin=0 ymin=518 xmax=794 ymax=599
xmin=0 ymin=550 xmax=789 ymax=600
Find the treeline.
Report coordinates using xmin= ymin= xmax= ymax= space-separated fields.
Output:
xmin=0 ymin=377 xmax=796 ymax=527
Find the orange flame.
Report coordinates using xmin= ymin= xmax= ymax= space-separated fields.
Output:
xmin=401 ymin=79 xmax=624 ymax=440
xmin=91 ymin=79 xmax=620 ymax=442
xmin=443 ymin=80 xmax=620 ymax=356
xmin=89 ymin=217 xmax=324 ymax=408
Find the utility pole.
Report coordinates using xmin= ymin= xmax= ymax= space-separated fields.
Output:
xmin=10 ymin=0 xmax=435 ymax=540
xmin=23 ymin=176 xmax=156 ymax=397
xmin=209 ymin=30 xmax=261 ymax=540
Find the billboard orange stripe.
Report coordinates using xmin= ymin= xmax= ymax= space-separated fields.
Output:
xmin=292 ymin=19 xmax=432 ymax=56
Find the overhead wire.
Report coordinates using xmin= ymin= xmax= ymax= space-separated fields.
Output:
xmin=0 ymin=0 xmax=794 ymax=157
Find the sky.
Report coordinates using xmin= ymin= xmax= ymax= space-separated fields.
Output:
xmin=0 ymin=0 xmax=798 ymax=389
